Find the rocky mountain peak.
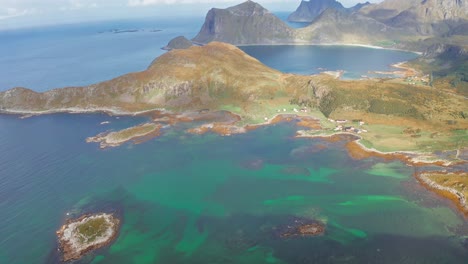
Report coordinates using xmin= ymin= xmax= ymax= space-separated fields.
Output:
xmin=288 ymin=0 xmax=346 ymax=22
xmin=226 ymin=0 xmax=270 ymax=16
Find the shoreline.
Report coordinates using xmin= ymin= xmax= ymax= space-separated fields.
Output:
xmin=234 ymin=42 xmax=422 ymax=55
xmin=416 ymin=171 xmax=468 ymax=216
xmin=0 ymin=107 xmax=167 ymax=117
xmin=296 ymin=131 xmax=464 ymax=167
xmin=3 ymin=107 xmax=463 ymax=167
xmin=190 ymin=40 xmax=423 ymax=55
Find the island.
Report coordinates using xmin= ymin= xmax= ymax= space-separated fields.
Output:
xmin=56 ymin=213 xmax=120 ymax=262
xmin=86 ymin=123 xmax=162 ymax=149
xmin=162 ymin=36 xmax=193 ymax=50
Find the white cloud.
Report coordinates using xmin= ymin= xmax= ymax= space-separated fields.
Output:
xmin=128 ymin=0 xmax=237 ymax=6
xmin=0 ymin=7 xmax=36 ymax=20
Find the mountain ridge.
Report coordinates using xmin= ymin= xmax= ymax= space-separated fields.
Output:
xmin=192 ymin=0 xmax=468 ymax=52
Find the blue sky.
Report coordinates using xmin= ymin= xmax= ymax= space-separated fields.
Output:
xmin=0 ymin=0 xmax=383 ymax=29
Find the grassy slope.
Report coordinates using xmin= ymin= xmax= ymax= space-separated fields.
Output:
xmin=76 ymin=217 xmax=110 ymax=243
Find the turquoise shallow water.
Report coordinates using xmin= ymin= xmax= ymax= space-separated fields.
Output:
xmin=0 ymin=114 xmax=466 ymax=263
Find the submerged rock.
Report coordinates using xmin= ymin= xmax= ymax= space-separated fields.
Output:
xmin=56 ymin=213 xmax=120 ymax=262
xmin=276 ymin=217 xmax=325 ymax=238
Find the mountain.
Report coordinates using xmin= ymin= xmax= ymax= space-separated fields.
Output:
xmin=192 ymin=1 xmax=294 ymax=45
xmin=162 ymin=36 xmax=193 ymax=50
xmin=360 ymin=0 xmax=468 ymax=35
xmin=295 ymin=8 xmax=408 ymax=44
xmin=186 ymin=0 xmax=468 ymax=51
xmin=349 ymin=1 xmax=371 ymax=13
xmin=359 ymin=0 xmax=419 ymax=21
xmin=288 ymin=0 xmax=345 ymax=23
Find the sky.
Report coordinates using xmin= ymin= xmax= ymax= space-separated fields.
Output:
xmin=0 ymin=0 xmax=384 ymax=29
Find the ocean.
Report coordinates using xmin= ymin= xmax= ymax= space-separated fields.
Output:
xmin=0 ymin=15 xmax=418 ymax=92
xmin=0 ymin=15 xmax=466 ymax=264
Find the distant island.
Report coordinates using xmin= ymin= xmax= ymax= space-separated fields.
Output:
xmin=98 ymin=29 xmax=162 ymax=34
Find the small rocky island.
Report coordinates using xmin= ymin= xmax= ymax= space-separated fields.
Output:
xmin=56 ymin=213 xmax=120 ymax=262
xmin=162 ymin=36 xmax=193 ymax=50
xmin=86 ymin=123 xmax=162 ymax=149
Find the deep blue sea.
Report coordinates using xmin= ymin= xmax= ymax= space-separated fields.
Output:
xmin=1 ymin=15 xmax=466 ymax=264
xmin=0 ymin=17 xmax=205 ymax=91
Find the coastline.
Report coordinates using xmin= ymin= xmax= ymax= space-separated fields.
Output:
xmin=296 ymin=131 xmax=464 ymax=167
xmin=0 ymin=107 xmax=167 ymax=117
xmin=237 ymin=43 xmax=422 ymax=55
xmin=2 ymin=107 xmax=466 ymax=216
xmin=416 ymin=171 xmax=468 ymax=216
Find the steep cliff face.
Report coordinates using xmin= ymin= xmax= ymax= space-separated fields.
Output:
xmin=295 ymin=8 xmax=406 ymax=44
xmin=416 ymin=0 xmax=468 ymax=22
xmin=192 ymin=1 xmax=294 ymax=45
xmin=423 ymin=43 xmax=468 ymax=59
xmin=360 ymin=0 xmax=468 ymax=35
xmin=287 ymin=0 xmax=345 ymax=23
xmin=291 ymin=0 xmax=468 ymax=44
xmin=359 ymin=0 xmax=420 ymax=21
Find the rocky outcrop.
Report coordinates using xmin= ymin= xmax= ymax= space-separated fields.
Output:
xmin=56 ymin=213 xmax=120 ymax=262
xmin=192 ymin=1 xmax=294 ymax=45
xmin=162 ymin=36 xmax=193 ymax=50
xmin=288 ymin=0 xmax=345 ymax=23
